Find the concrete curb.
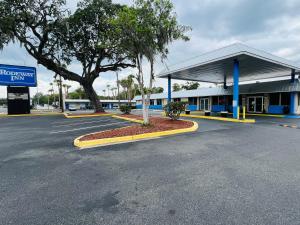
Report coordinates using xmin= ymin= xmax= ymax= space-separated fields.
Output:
xmin=111 ymin=115 xmax=144 ymax=124
xmin=181 ymin=114 xmax=255 ymax=123
xmin=74 ymin=120 xmax=198 ymax=149
xmin=64 ymin=113 xmax=114 ymax=118
xmin=0 ymin=112 xmax=63 ymax=117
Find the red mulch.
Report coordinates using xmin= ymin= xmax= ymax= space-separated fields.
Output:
xmin=79 ymin=116 xmax=193 ymax=141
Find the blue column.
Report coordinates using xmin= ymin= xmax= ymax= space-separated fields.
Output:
xmin=291 ymin=69 xmax=296 ymax=83
xmin=233 ymin=59 xmax=240 ymax=119
xmin=290 ymin=69 xmax=297 ymax=114
xmin=290 ymin=92 xmax=297 ymax=115
xmin=168 ymin=75 xmax=171 ymax=104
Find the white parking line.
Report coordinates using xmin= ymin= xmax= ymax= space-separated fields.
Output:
xmin=50 ymin=121 xmax=129 ymax=134
xmin=52 ymin=119 xmax=116 ymax=128
xmin=51 ymin=117 xmax=109 ymax=125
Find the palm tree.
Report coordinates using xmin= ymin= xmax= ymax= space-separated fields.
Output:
xmin=62 ymin=84 xmax=72 ymax=98
xmin=120 ymin=79 xmax=129 ymax=100
xmin=102 ymin=89 xmax=106 ymax=97
xmin=127 ymin=74 xmax=135 ymax=104
xmin=115 ymin=72 xmax=121 ymax=108
xmin=111 ymin=87 xmax=117 ymax=99
xmin=49 ymin=82 xmax=55 ymax=105
xmin=106 ymin=84 xmax=111 ymax=98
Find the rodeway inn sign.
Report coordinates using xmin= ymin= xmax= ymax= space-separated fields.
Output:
xmin=0 ymin=64 xmax=37 ymax=87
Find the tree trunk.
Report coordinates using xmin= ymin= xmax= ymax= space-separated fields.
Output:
xmin=142 ymin=94 xmax=149 ymax=125
xmin=82 ymin=83 xmax=104 ymax=112
xmin=143 ymin=59 xmax=154 ymax=125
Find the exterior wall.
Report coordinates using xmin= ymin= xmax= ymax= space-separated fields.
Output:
xmin=135 ymin=92 xmax=300 ymax=115
xmin=268 ymin=105 xmax=286 ymax=114
xmin=181 ymin=97 xmax=188 ymax=102
xmin=298 ymin=93 xmax=300 ymax=114
xmin=264 ymin=94 xmax=269 ymax=113
xmin=162 ymin=99 xmax=168 ymax=105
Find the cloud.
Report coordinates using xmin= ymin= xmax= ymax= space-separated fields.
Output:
xmin=1 ymin=0 xmax=300 ymax=98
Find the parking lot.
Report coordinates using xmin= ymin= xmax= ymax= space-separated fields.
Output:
xmin=1 ymin=114 xmax=300 ymax=225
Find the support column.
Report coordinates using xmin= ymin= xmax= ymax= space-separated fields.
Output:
xmin=291 ymin=69 xmax=296 ymax=83
xmin=223 ymin=74 xmax=227 ymax=89
xmin=233 ymin=59 xmax=240 ymax=119
xmin=290 ymin=69 xmax=297 ymax=114
xmin=168 ymin=75 xmax=171 ymax=104
xmin=290 ymin=92 xmax=297 ymax=115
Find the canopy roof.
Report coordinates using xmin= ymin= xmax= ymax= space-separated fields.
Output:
xmin=133 ymin=80 xmax=300 ymax=101
xmin=158 ymin=43 xmax=300 ymax=84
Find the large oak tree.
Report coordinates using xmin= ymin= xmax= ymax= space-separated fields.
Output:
xmin=0 ymin=0 xmax=134 ymax=112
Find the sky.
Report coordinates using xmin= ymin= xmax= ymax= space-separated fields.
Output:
xmin=1 ymin=0 xmax=300 ymax=98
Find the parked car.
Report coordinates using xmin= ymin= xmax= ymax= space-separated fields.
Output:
xmin=69 ymin=105 xmax=77 ymax=111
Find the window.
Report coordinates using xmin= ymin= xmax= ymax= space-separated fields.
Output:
xmin=188 ymin=97 xmax=197 ymax=105
xmin=219 ymin=96 xmax=226 ymax=105
xmin=269 ymin=93 xmax=280 ymax=105
xmin=156 ymin=99 xmax=162 ymax=105
xmin=150 ymin=99 xmax=155 ymax=105
xmin=173 ymin=98 xmax=181 ymax=102
xmin=212 ymin=96 xmax=219 ymax=105
xmin=227 ymin=95 xmax=233 ymax=105
xmin=281 ymin=92 xmax=290 ymax=105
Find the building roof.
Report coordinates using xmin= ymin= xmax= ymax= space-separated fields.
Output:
xmin=158 ymin=43 xmax=300 ymax=84
xmin=133 ymin=80 xmax=300 ymax=101
xmin=65 ymin=99 xmax=135 ymax=103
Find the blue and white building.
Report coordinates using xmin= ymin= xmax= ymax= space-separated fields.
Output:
xmin=134 ymin=43 xmax=300 ymax=116
xmin=134 ymin=80 xmax=300 ymax=115
xmin=64 ymin=99 xmax=135 ymax=111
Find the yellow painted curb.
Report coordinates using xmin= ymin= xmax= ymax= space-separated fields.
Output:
xmin=111 ymin=115 xmax=144 ymax=124
xmin=229 ymin=112 xmax=285 ymax=118
xmin=64 ymin=113 xmax=114 ymax=118
xmin=181 ymin=114 xmax=255 ymax=123
xmin=74 ymin=120 xmax=198 ymax=149
xmin=0 ymin=112 xmax=63 ymax=117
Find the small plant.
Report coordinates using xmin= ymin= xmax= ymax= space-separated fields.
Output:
xmin=120 ymin=105 xmax=131 ymax=114
xmin=163 ymin=102 xmax=186 ymax=120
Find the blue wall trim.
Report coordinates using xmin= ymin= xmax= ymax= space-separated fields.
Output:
xmin=136 ymin=104 xmax=163 ymax=110
xmin=187 ymin=105 xmax=197 ymax=111
xmin=268 ymin=105 xmax=285 ymax=114
xmin=211 ymin=105 xmax=225 ymax=112
xmin=149 ymin=105 xmax=163 ymax=110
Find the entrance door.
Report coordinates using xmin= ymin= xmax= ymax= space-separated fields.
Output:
xmin=255 ymin=97 xmax=264 ymax=113
xmin=200 ymin=98 xmax=209 ymax=111
xmin=247 ymin=96 xmax=264 ymax=113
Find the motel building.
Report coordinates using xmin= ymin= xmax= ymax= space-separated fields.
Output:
xmin=64 ymin=99 xmax=135 ymax=111
xmin=134 ymin=43 xmax=300 ymax=116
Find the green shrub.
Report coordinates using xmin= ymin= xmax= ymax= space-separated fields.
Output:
xmin=120 ymin=105 xmax=132 ymax=114
xmin=163 ymin=102 xmax=186 ymax=120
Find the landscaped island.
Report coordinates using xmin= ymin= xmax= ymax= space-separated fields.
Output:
xmin=79 ymin=115 xmax=194 ymax=141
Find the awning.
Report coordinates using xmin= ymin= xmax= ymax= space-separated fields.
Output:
xmin=158 ymin=43 xmax=300 ymax=84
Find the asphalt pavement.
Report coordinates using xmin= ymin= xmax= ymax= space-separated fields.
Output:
xmin=1 ymin=114 xmax=300 ymax=225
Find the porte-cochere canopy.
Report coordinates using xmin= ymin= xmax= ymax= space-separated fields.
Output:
xmin=159 ymin=43 xmax=300 ymax=119
xmin=158 ymin=43 xmax=300 ymax=84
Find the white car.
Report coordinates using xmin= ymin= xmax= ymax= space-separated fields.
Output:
xmin=68 ymin=105 xmax=77 ymax=111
